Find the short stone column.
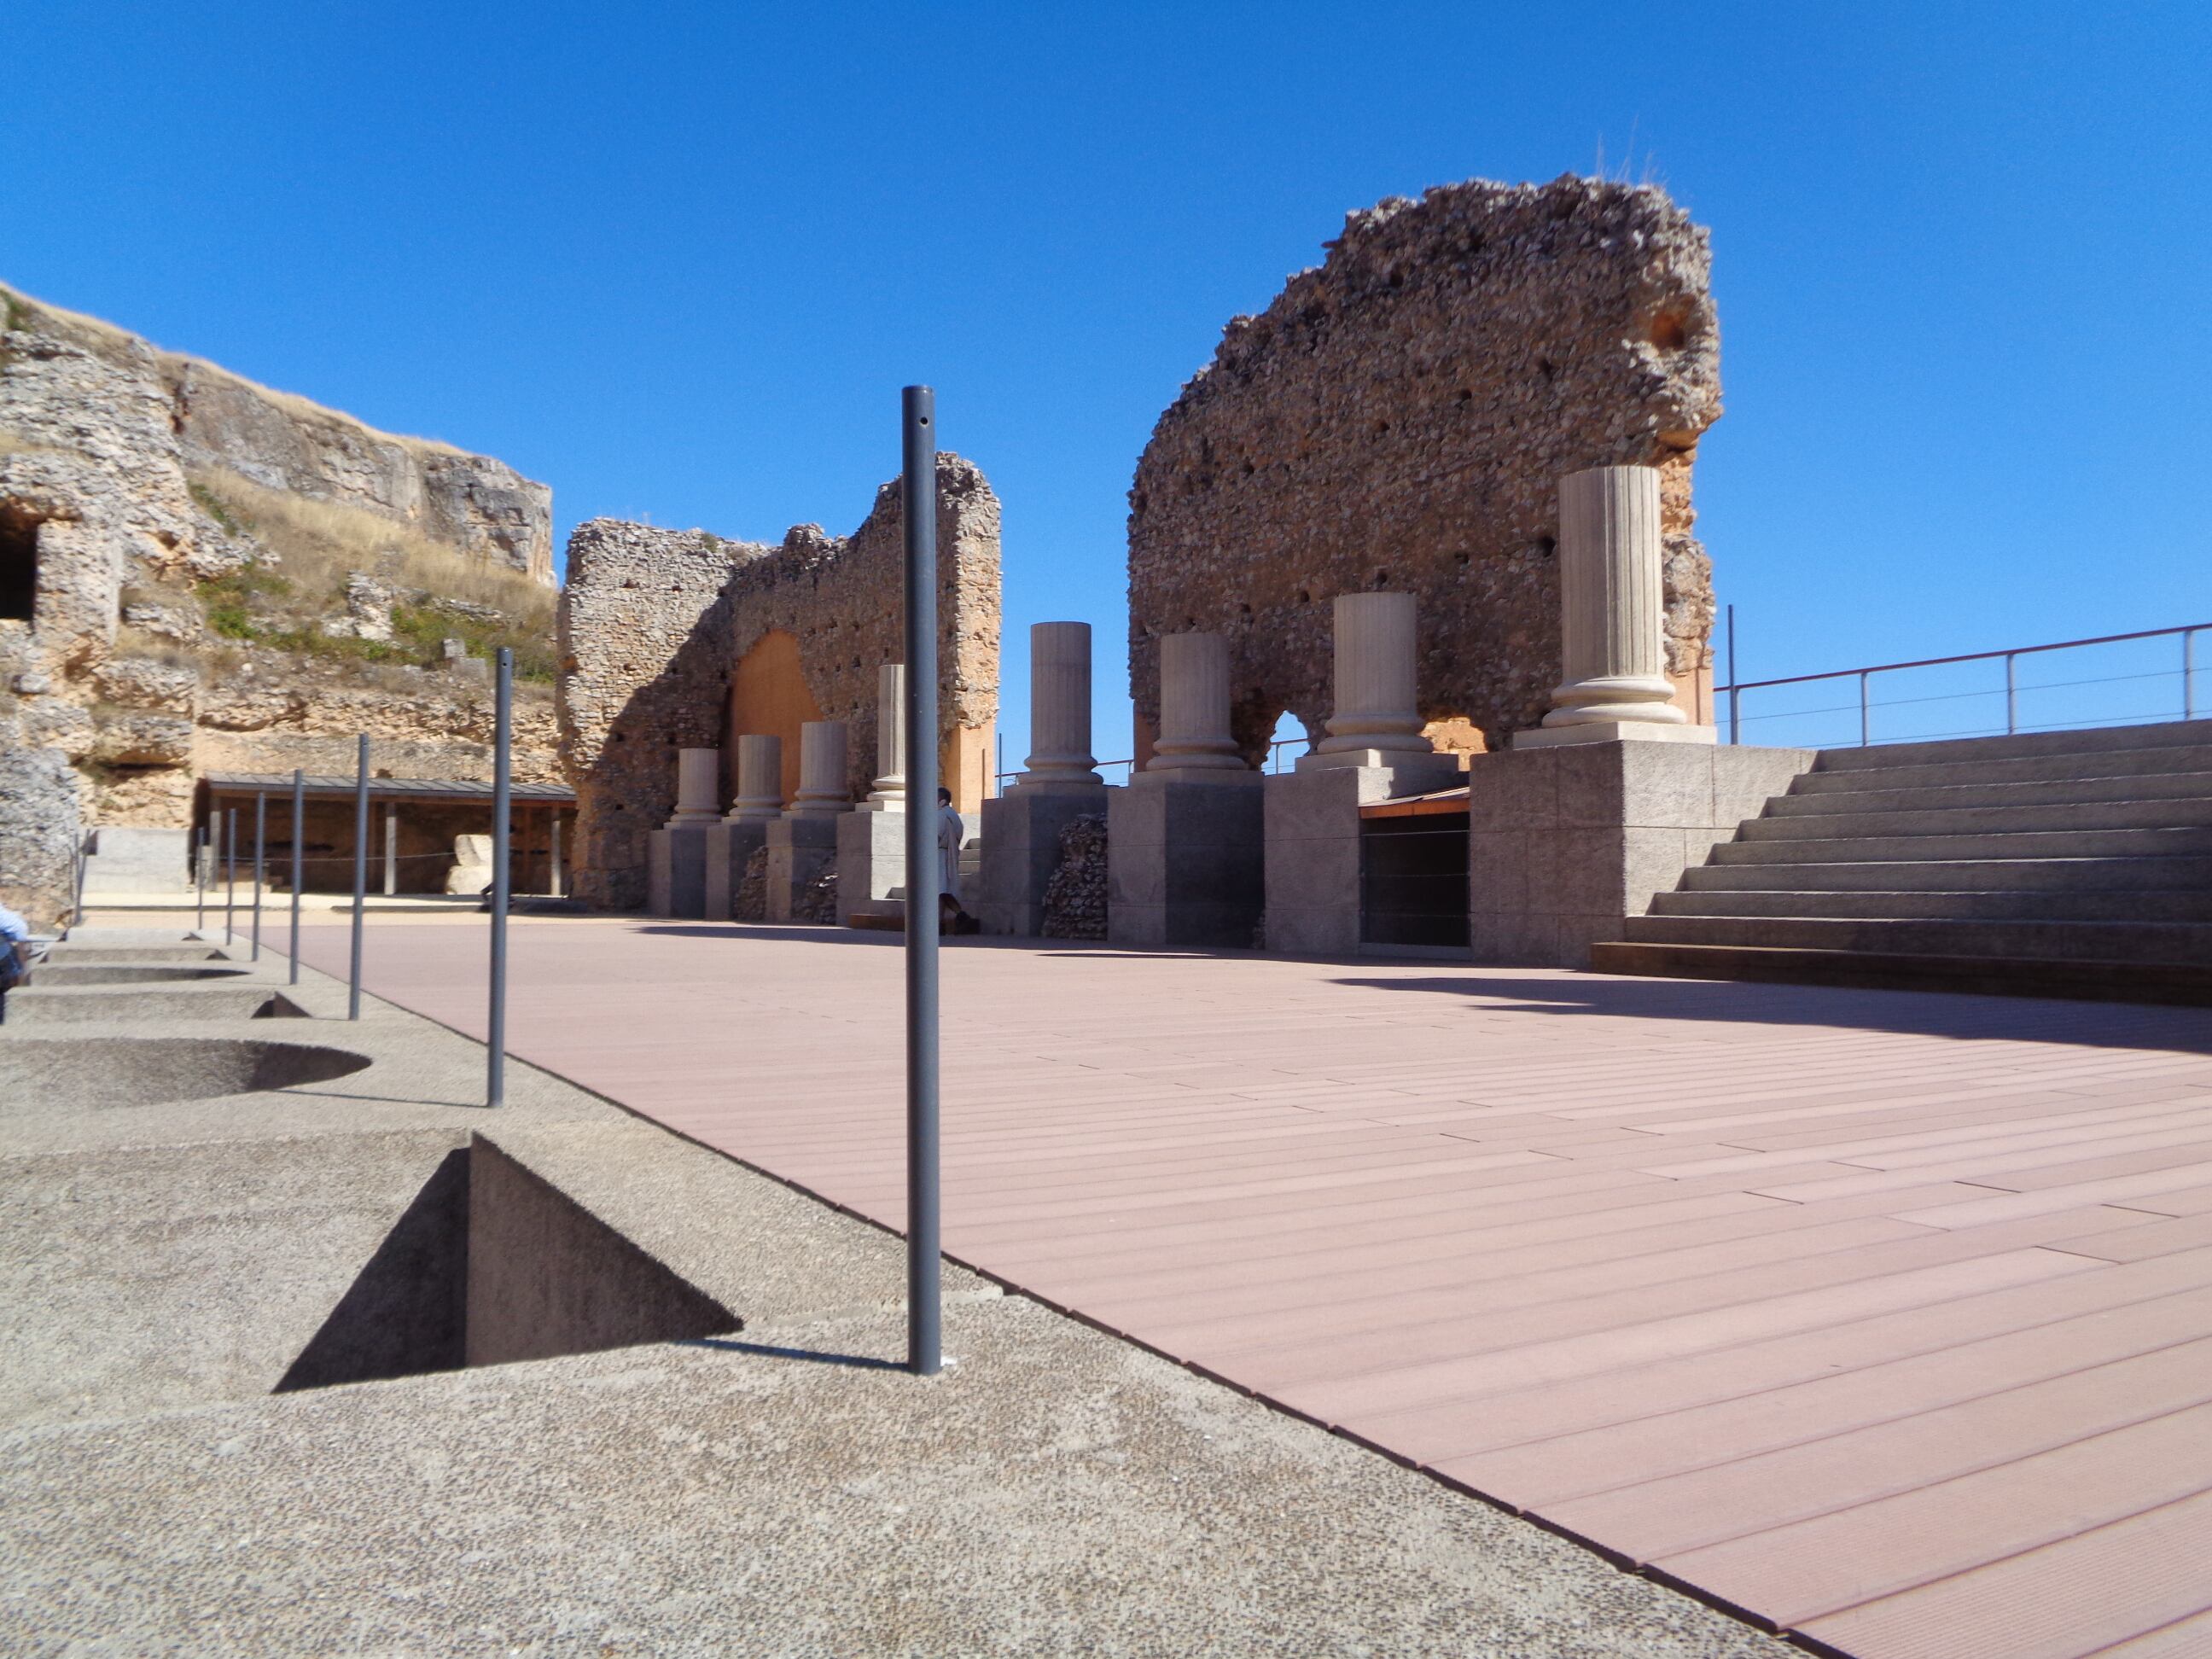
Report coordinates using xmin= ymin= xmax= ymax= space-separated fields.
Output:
xmin=1519 ymin=465 xmax=1711 ymax=748
xmin=981 ymin=622 xmax=1111 ymax=935
xmin=1302 ymin=593 xmax=1435 ymax=769
xmin=862 ymin=663 xmax=906 ymax=811
xmin=1145 ymin=632 xmax=1246 ymax=776
xmin=730 ymin=735 xmax=784 ymax=823
xmin=841 ymin=667 xmax=909 ymax=923
xmin=649 ymin=747 xmax=719 ymax=918
xmin=789 ymin=721 xmax=852 ymax=817
xmin=1016 ymin=622 xmax=1104 ymax=790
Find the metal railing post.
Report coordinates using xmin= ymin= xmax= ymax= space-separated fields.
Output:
xmin=289 ymin=769 xmax=303 ymax=987
xmin=384 ymin=805 xmax=398 ymax=897
xmin=549 ymin=814 xmax=563 ymax=899
xmin=2188 ymin=629 xmax=2199 ymax=723
xmin=1726 ymin=603 xmax=1740 ymax=746
xmin=349 ymin=736 xmax=368 ymax=1020
xmin=224 ymin=809 xmax=236 ymax=945
xmin=2005 ymin=653 xmax=2017 ymax=736
xmin=195 ymin=824 xmax=207 ymax=933
xmin=1858 ymin=672 xmax=1871 ymax=747
xmin=902 ymin=384 xmax=943 ymax=1378
xmin=488 ymin=648 xmax=512 ymax=1108
xmin=252 ymin=791 xmax=266 ymax=962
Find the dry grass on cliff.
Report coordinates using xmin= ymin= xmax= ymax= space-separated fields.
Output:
xmin=189 ymin=466 xmax=554 ymax=629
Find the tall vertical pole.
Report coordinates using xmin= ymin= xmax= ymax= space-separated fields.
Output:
xmin=224 ymin=810 xmax=236 ymax=946
xmin=384 ymin=805 xmax=398 ymax=897
xmin=1726 ymin=603 xmax=1739 ymax=746
xmin=1859 ymin=671 xmax=1871 ymax=748
xmin=902 ymin=385 xmax=942 ymax=1377
xmin=2005 ymin=653 xmax=2018 ymax=736
xmin=487 ymin=647 xmax=513 ymax=1108
xmin=252 ymin=792 xmax=266 ymax=962
xmin=195 ymin=824 xmax=207 ymax=934
xmin=550 ymin=815 xmax=563 ymax=899
xmin=349 ymin=736 xmax=369 ymax=1020
xmin=289 ymin=769 xmax=304 ymax=987
xmin=2186 ymin=629 xmax=2197 ymax=723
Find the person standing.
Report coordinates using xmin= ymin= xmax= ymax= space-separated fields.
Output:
xmin=936 ymin=787 xmax=977 ymax=934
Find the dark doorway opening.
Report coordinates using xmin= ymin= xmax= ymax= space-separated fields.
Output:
xmin=1360 ymin=809 xmax=1469 ymax=949
xmin=0 ymin=506 xmax=38 ymax=622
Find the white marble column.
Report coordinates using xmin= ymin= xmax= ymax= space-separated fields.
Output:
xmin=863 ymin=663 xmax=906 ymax=811
xmin=1538 ymin=466 xmax=1691 ymax=735
xmin=1315 ymin=593 xmax=1431 ymax=760
xmin=729 ymin=734 xmax=783 ymax=823
xmin=667 ymin=747 xmax=721 ymax=826
xmin=1018 ymin=621 xmax=1103 ymax=791
xmin=789 ymin=720 xmax=852 ymax=817
xmin=1144 ymin=632 xmax=1249 ymax=776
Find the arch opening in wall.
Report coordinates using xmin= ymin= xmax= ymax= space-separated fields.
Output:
xmin=0 ymin=505 xmax=40 ymax=623
xmin=1262 ymin=709 xmax=1310 ymax=774
xmin=726 ymin=629 xmax=824 ymax=805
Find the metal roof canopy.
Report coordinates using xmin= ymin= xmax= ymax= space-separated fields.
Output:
xmin=1359 ymin=785 xmax=1470 ymax=820
xmin=201 ymin=771 xmax=574 ymax=805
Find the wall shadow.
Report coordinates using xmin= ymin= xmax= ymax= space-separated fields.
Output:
xmin=1328 ymin=973 xmax=2212 ymax=1055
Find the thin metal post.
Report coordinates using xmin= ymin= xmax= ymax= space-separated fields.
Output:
xmin=902 ymin=384 xmax=942 ymax=1377
xmin=2188 ymin=629 xmax=2198 ymax=722
xmin=349 ymin=736 xmax=369 ymax=1020
xmin=1858 ymin=671 xmax=1871 ymax=747
xmin=2005 ymin=653 xmax=2017 ymax=736
xmin=224 ymin=809 xmax=236 ymax=945
xmin=195 ymin=824 xmax=207 ymax=933
xmin=1726 ymin=603 xmax=1739 ymax=746
xmin=70 ymin=831 xmax=89 ymax=933
xmin=252 ymin=792 xmax=266 ymax=962
xmin=384 ymin=805 xmax=398 ymax=896
xmin=289 ymin=769 xmax=303 ymax=987
xmin=549 ymin=815 xmax=563 ymax=899
xmin=488 ymin=647 xmax=513 ymax=1108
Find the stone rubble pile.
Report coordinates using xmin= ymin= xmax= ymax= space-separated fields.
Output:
xmin=735 ymin=846 xmax=771 ymax=923
xmin=1039 ymin=813 xmax=1108 ymax=940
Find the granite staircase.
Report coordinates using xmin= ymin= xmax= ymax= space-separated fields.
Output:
xmin=1589 ymin=719 xmax=2212 ymax=1004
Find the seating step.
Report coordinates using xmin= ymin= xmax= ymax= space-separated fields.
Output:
xmin=1777 ymin=765 xmax=2212 ymax=813
xmin=1807 ymin=719 xmax=2212 ymax=773
xmin=1587 ymin=941 xmax=2212 ymax=1008
xmin=1620 ymin=912 xmax=2212 ymax=965
xmin=1708 ymin=825 xmax=2212 ymax=864
xmin=1648 ymin=887 xmax=2212 ymax=923
xmin=1682 ymin=855 xmax=2212 ymax=894
xmin=1742 ymin=795 xmax=2212 ymax=840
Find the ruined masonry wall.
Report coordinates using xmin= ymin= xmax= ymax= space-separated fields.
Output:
xmin=1126 ymin=177 xmax=1721 ymax=757
xmin=556 ymin=456 xmax=1000 ymax=911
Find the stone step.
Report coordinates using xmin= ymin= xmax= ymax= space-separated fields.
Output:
xmin=1773 ymin=768 xmax=2212 ymax=815
xmin=1740 ymin=795 xmax=2212 ymax=841
xmin=1793 ymin=742 xmax=2212 ymax=796
xmin=1807 ymin=718 xmax=2212 ymax=773
xmin=1619 ymin=912 xmax=2212 ymax=965
xmin=1648 ymin=887 xmax=2212 ymax=923
xmin=1682 ymin=855 xmax=2212 ymax=894
xmin=1586 ymin=940 xmax=2212 ymax=1008
xmin=1707 ymin=825 xmax=2212 ymax=864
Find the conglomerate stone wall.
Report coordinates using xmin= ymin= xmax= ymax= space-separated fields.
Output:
xmin=1126 ymin=177 xmax=1721 ymax=757
xmin=556 ymin=457 xmax=1001 ymax=911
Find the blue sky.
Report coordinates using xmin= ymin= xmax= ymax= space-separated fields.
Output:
xmin=9 ymin=1 xmax=2208 ymax=763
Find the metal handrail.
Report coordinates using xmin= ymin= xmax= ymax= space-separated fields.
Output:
xmin=1719 ymin=620 xmax=2207 ymax=746
xmin=993 ymin=736 xmax=1311 ymax=791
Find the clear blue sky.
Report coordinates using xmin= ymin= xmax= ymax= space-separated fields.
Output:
xmin=9 ymin=2 xmax=2208 ymax=762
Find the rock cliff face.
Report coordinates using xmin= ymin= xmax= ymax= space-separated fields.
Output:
xmin=1126 ymin=177 xmax=1720 ymax=757
xmin=0 ymin=281 xmax=560 ymax=927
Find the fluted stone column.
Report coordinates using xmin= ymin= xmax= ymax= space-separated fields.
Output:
xmin=667 ymin=748 xmax=722 ymax=826
xmin=789 ymin=721 xmax=852 ymax=817
xmin=1520 ymin=465 xmax=1710 ymax=748
xmin=730 ymin=734 xmax=783 ymax=824
xmin=1301 ymin=593 xmax=1435 ymax=769
xmin=1143 ymin=632 xmax=1249 ymax=778
xmin=862 ymin=663 xmax=906 ymax=811
xmin=1016 ymin=622 xmax=1103 ymax=792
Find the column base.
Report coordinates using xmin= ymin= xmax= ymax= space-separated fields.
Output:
xmin=977 ymin=787 xmax=1112 ymax=937
xmin=835 ymin=808 xmax=906 ymax=925
xmin=648 ymin=825 xmax=711 ymax=919
xmin=1514 ymin=723 xmax=1716 ymax=749
xmin=1109 ymin=777 xmax=1265 ymax=949
xmin=765 ymin=815 xmax=840 ymax=923
xmin=704 ymin=820 xmax=771 ymax=920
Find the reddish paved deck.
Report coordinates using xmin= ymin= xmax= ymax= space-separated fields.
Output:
xmin=295 ymin=918 xmax=2212 ymax=1659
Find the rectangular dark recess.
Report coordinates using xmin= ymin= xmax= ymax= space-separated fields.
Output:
xmin=1360 ymin=810 xmax=1470 ymax=949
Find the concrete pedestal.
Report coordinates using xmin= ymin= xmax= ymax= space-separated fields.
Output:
xmin=976 ymin=785 xmax=1110 ymax=937
xmin=1468 ymin=740 xmax=1816 ymax=968
xmin=702 ymin=821 xmax=770 ymax=920
xmin=836 ymin=808 xmax=906 ymax=925
xmin=648 ymin=825 xmax=710 ymax=919
xmin=1109 ymin=775 xmax=1265 ymax=950
xmin=1263 ymin=757 xmax=1461 ymax=955
xmin=765 ymin=815 xmax=840 ymax=923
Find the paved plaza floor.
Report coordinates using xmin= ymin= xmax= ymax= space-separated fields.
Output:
xmin=294 ymin=917 xmax=2212 ymax=1659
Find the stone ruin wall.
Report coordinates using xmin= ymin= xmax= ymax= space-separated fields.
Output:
xmin=0 ymin=282 xmax=560 ymax=925
xmin=556 ymin=457 xmax=1001 ymax=911
xmin=1126 ymin=177 xmax=1721 ymax=759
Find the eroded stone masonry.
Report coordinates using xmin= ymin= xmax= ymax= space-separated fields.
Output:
xmin=1126 ymin=177 xmax=1720 ymax=760
xmin=556 ymin=458 xmax=1001 ymax=910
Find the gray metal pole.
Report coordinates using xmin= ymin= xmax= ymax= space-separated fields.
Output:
xmin=252 ymin=792 xmax=266 ymax=962
xmin=224 ymin=809 xmax=236 ymax=945
xmin=2187 ymin=629 xmax=2198 ymax=723
xmin=2005 ymin=653 xmax=2017 ymax=736
xmin=289 ymin=769 xmax=304 ymax=987
xmin=1859 ymin=671 xmax=1871 ymax=747
xmin=902 ymin=384 xmax=942 ymax=1377
xmin=70 ymin=832 xmax=88 ymax=934
xmin=550 ymin=815 xmax=563 ymax=899
xmin=349 ymin=736 xmax=369 ymax=1020
xmin=1726 ymin=603 xmax=1739 ymax=746
xmin=195 ymin=824 xmax=207 ymax=933
xmin=488 ymin=647 xmax=513 ymax=1108
xmin=384 ymin=805 xmax=398 ymax=897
